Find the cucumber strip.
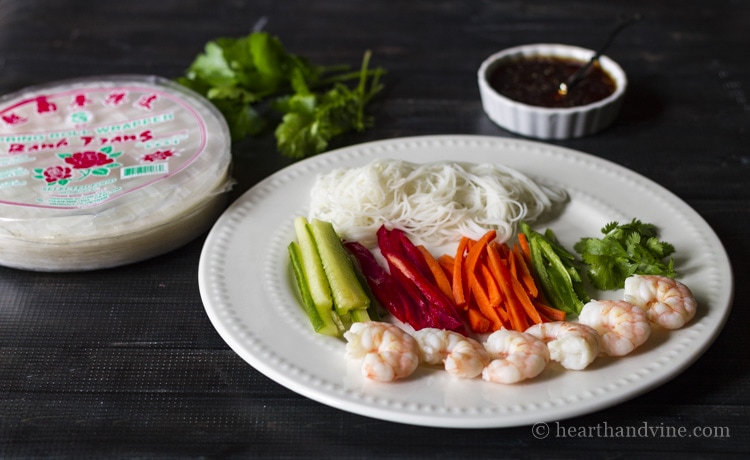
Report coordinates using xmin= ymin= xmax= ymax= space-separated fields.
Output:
xmin=288 ymin=242 xmax=340 ymax=336
xmin=293 ymin=216 xmax=333 ymax=309
xmin=309 ymin=218 xmax=371 ymax=315
xmin=349 ymin=307 xmax=371 ymax=323
xmin=332 ymin=311 xmax=350 ymax=331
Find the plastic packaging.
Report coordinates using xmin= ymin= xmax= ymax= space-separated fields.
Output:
xmin=0 ymin=75 xmax=233 ymax=271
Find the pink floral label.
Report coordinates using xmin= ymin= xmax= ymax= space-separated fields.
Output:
xmin=0 ymin=82 xmax=209 ymax=209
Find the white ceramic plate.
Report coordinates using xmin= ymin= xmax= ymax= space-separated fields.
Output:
xmin=198 ymin=135 xmax=733 ymax=428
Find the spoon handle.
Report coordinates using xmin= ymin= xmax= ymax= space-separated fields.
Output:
xmin=561 ymin=13 xmax=643 ymax=93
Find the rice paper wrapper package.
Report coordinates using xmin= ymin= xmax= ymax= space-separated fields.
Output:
xmin=0 ymin=75 xmax=233 ymax=271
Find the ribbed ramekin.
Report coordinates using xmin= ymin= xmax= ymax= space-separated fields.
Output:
xmin=478 ymin=43 xmax=627 ymax=140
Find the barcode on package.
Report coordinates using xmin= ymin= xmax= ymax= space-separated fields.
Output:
xmin=120 ymin=162 xmax=169 ymax=179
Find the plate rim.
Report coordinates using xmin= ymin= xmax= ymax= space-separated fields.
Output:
xmin=198 ymin=134 xmax=734 ymax=428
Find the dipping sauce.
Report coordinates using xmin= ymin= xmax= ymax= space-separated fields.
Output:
xmin=487 ymin=56 xmax=616 ymax=108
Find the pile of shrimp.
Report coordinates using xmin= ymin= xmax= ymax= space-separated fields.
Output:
xmin=344 ymin=274 xmax=697 ymax=383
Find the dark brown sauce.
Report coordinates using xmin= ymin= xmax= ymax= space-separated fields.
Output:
xmin=488 ymin=56 xmax=616 ymax=108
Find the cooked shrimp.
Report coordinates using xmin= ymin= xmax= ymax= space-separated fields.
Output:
xmin=481 ymin=329 xmax=549 ymax=384
xmin=623 ymin=274 xmax=697 ymax=329
xmin=525 ymin=321 xmax=601 ymax=370
xmin=344 ymin=321 xmax=420 ymax=382
xmin=578 ymin=300 xmax=651 ymax=357
xmin=412 ymin=328 xmax=490 ymax=379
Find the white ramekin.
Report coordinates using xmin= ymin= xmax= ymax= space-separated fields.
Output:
xmin=478 ymin=43 xmax=627 ymax=140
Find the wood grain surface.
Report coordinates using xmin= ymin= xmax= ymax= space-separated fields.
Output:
xmin=1 ymin=1 xmax=748 ymax=457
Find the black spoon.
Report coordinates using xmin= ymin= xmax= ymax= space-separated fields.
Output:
xmin=558 ymin=14 xmax=643 ymax=96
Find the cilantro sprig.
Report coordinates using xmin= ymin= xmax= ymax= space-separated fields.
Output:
xmin=273 ymin=51 xmax=384 ymax=158
xmin=573 ymin=219 xmax=676 ymax=290
xmin=177 ymin=32 xmax=385 ymax=158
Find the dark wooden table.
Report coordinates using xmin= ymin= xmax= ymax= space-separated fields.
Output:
xmin=1 ymin=0 xmax=748 ymax=457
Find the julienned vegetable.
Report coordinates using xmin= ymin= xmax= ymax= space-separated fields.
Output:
xmin=346 ymin=225 xmax=567 ymax=335
xmin=309 ymin=218 xmax=371 ymax=315
xmin=177 ymin=31 xmax=385 ymax=158
xmin=288 ymin=240 xmax=339 ymax=336
xmin=288 ymin=216 xmax=372 ymax=336
xmin=289 ymin=217 xmax=677 ymax=337
xmin=449 ymin=229 xmax=566 ymax=332
xmin=377 ymin=226 xmax=465 ymax=333
xmin=346 ymin=228 xmax=465 ymax=333
xmin=520 ymin=222 xmax=590 ymax=316
xmin=574 ymin=219 xmax=676 ymax=290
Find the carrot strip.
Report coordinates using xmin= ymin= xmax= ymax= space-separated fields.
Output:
xmin=486 ymin=243 xmax=508 ymax=291
xmin=464 ymin=230 xmax=497 ymax=280
xmin=468 ymin=271 xmax=503 ymax=330
xmin=489 ymin=240 xmax=509 ymax=259
xmin=487 ymin=243 xmax=528 ymax=331
xmin=493 ymin=300 xmax=511 ymax=329
xmin=534 ymin=301 xmax=567 ymax=322
xmin=511 ymin=245 xmax=538 ymax=297
xmin=459 ymin=230 xmax=498 ymax=321
xmin=502 ymin=288 xmax=528 ymax=331
xmin=508 ymin=245 xmax=519 ymax=280
xmin=511 ymin=304 xmax=529 ymax=331
xmin=517 ymin=231 xmax=532 ymax=264
xmin=480 ymin=263 xmax=502 ymax=308
xmin=452 ymin=237 xmax=470 ymax=308
xmin=417 ymin=245 xmax=455 ymax=303
xmin=510 ymin=275 xmax=542 ymax=325
xmin=465 ymin=305 xmax=491 ymax=333
xmin=438 ymin=254 xmax=455 ymax=278
xmin=468 ymin=267 xmax=489 ymax=306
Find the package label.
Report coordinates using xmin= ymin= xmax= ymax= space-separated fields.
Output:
xmin=0 ymin=83 xmax=209 ymax=209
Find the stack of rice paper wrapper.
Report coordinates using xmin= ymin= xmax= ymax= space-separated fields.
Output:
xmin=0 ymin=75 xmax=233 ymax=271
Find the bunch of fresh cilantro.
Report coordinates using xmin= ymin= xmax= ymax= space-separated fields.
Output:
xmin=177 ymin=32 xmax=385 ymax=159
xmin=574 ymin=219 xmax=676 ymax=290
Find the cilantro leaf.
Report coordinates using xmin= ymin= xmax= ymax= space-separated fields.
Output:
xmin=274 ymin=51 xmax=385 ymax=158
xmin=573 ymin=218 xmax=676 ymax=290
xmin=177 ymin=32 xmax=385 ymax=156
xmin=183 ymin=41 xmax=237 ymax=88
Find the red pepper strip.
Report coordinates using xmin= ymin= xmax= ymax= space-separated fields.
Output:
xmin=384 ymin=251 xmax=465 ymax=333
xmin=392 ymin=228 xmax=436 ymax=283
xmin=376 ymin=226 xmax=436 ymax=329
xmin=344 ymin=242 xmax=410 ymax=324
xmin=376 ymin=225 xmax=392 ymax=250
xmin=392 ymin=266 xmax=440 ymax=329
